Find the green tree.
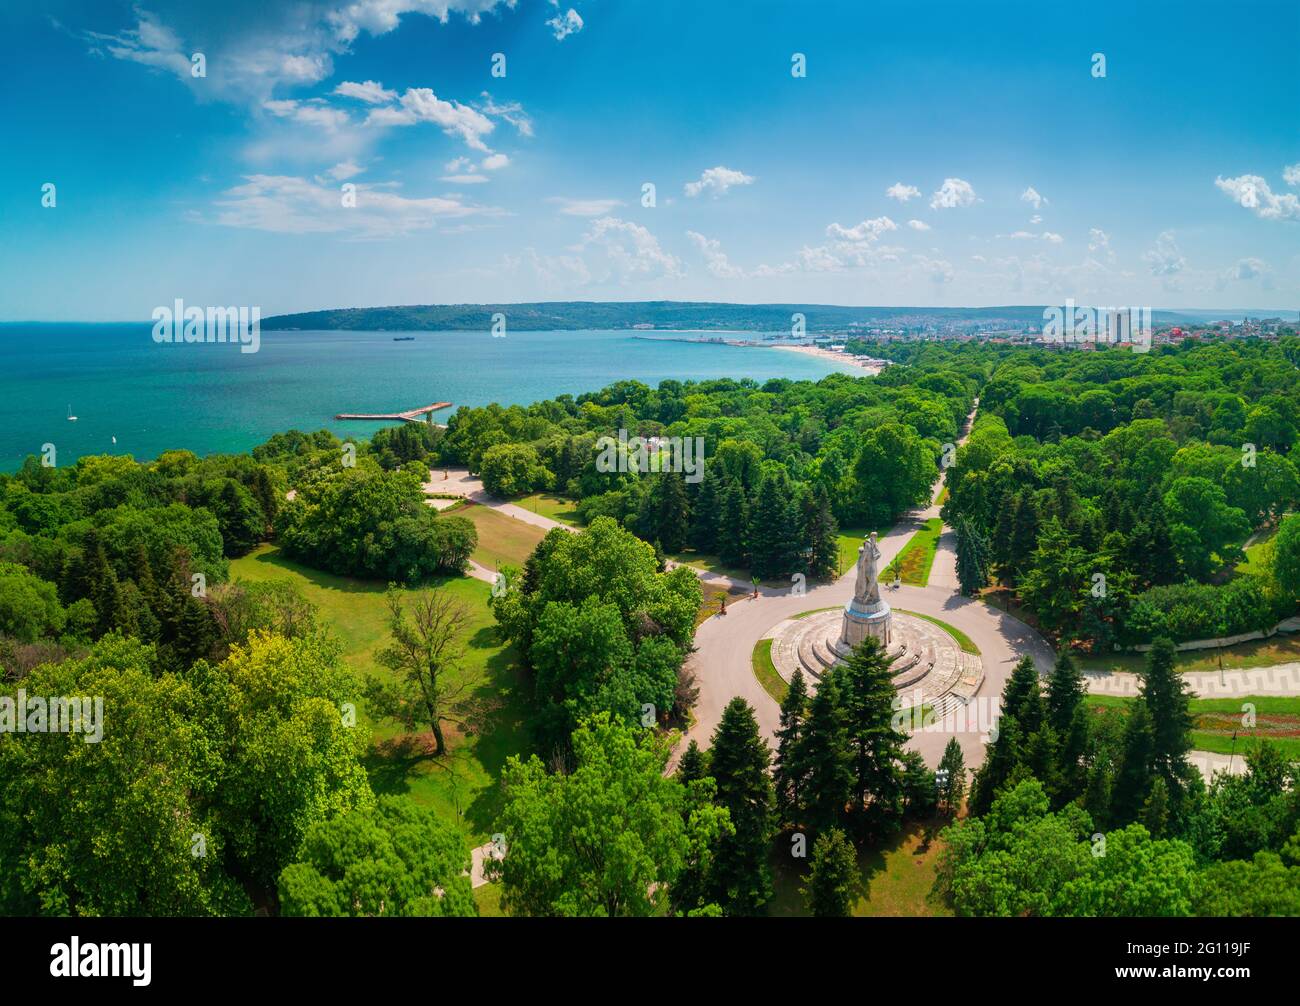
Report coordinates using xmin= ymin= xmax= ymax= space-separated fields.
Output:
xmin=490 ymin=714 xmax=732 ymax=917
xmin=367 ymin=585 xmax=475 ymax=757
xmin=836 ymin=637 xmax=908 ymax=837
xmin=798 ymin=673 xmax=852 ymax=833
xmin=937 ymin=738 xmax=966 ymax=815
xmin=278 ymin=797 xmax=476 ymax=916
xmin=708 ymin=698 xmax=775 ymax=914
xmin=773 ymin=668 xmax=810 ymax=825
xmin=802 ymin=827 xmax=858 ymax=917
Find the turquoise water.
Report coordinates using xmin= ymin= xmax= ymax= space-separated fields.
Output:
xmin=0 ymin=325 xmax=857 ymax=470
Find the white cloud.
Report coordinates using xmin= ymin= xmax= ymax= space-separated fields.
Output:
xmin=1088 ymin=228 xmax=1110 ymax=252
xmin=1284 ymin=163 xmax=1300 ymax=187
xmin=478 ymin=92 xmax=534 ymax=137
xmin=826 ymin=216 xmax=897 ymax=241
xmin=684 ymin=166 xmax=756 ymax=198
xmin=1228 ymin=257 xmax=1270 ymax=281
xmin=328 ymin=160 xmax=364 ymax=180
xmin=1029 ymin=214 xmax=1042 ymax=225
xmin=1002 ymin=230 xmax=1062 ymax=244
xmin=546 ymin=8 xmax=584 ymax=41
xmin=480 ymin=153 xmax=509 ymax=171
xmin=440 ymin=174 xmax=489 ymax=184
xmin=1020 ymin=186 xmax=1048 ymax=210
xmin=907 ymin=219 xmax=930 ymax=231
xmin=886 ymin=182 xmax=921 ymax=202
xmin=914 ymin=254 xmax=954 ymax=284
xmin=577 ymin=217 xmax=682 ymax=279
xmin=1143 ymin=230 xmax=1186 ymax=276
xmin=333 ymin=79 xmax=398 ymax=104
xmin=262 ymin=98 xmax=351 ymax=132
xmin=548 ymin=197 xmax=625 ymax=217
xmin=326 ymin=1 xmax=517 ymax=44
xmin=687 ymin=231 xmax=743 ymax=279
xmin=929 ymin=177 xmax=977 ymax=210
xmin=365 ymin=87 xmax=496 ymax=150
xmin=209 ymin=173 xmax=498 ymax=238
xmin=1214 ymin=173 xmax=1299 ymax=220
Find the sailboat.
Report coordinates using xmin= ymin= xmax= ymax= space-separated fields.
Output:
xmin=66 ymin=404 xmax=77 ymax=422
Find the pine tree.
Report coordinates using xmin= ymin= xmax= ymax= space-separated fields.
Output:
xmin=955 ymin=515 xmax=990 ymax=596
xmin=1008 ymin=493 xmax=1040 ymax=580
xmin=688 ymin=467 xmax=724 ymax=553
xmin=1001 ymin=655 xmax=1045 ymax=737
xmin=1142 ymin=776 xmax=1170 ymax=838
xmin=798 ymin=674 xmax=852 ymax=833
xmin=1140 ymin=637 xmax=1195 ymax=812
xmin=717 ymin=478 xmax=749 ymax=568
xmin=970 ymin=715 xmax=1022 ymax=816
xmin=1083 ymin=758 xmax=1113 ymax=830
xmin=654 ymin=472 xmax=691 ymax=554
xmin=836 ymin=637 xmax=908 ymax=838
xmin=677 ymin=739 xmax=708 ymax=785
xmin=748 ymin=470 xmax=802 ymax=579
xmin=708 ymin=698 xmax=774 ymax=915
xmin=802 ymin=827 xmax=857 ymax=917
xmin=773 ymin=668 xmax=810 ymax=825
xmin=1045 ymin=650 xmax=1084 ymax=736
xmin=991 ymin=490 xmax=1020 ymax=573
xmin=900 ymin=750 xmax=938 ymax=817
xmin=937 ymin=738 xmax=966 ymax=815
xmin=805 ymin=483 xmax=839 ymax=580
xmin=1112 ymin=701 xmax=1155 ymax=825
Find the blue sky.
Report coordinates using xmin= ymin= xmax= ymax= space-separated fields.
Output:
xmin=1 ymin=0 xmax=1297 ymax=319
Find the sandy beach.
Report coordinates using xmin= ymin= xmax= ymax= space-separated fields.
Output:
xmin=772 ymin=343 xmax=883 ymax=373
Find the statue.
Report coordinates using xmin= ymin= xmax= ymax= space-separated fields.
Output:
xmin=842 ymin=531 xmax=891 ymax=649
xmin=853 ymin=532 xmax=882 ymax=605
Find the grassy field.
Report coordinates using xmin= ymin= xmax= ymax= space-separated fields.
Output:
xmin=836 ymin=524 xmax=892 ymax=576
xmin=229 ymin=545 xmax=529 ymax=843
xmin=472 ymin=882 xmax=505 ymax=917
xmin=768 ymin=817 xmax=953 ymax=916
xmin=455 ymin=501 xmax=550 ymax=572
xmin=516 ymin=492 xmax=583 ymax=527
xmin=895 ymin=518 xmax=944 ymax=587
xmin=896 ymin=609 xmax=979 ymax=654
xmin=1077 ymin=633 xmax=1300 ymax=676
xmin=1085 ymin=693 xmax=1300 ymax=759
xmin=751 ymin=638 xmax=788 ymax=704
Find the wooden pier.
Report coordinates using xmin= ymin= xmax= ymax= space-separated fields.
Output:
xmin=334 ymin=401 xmax=453 ymax=425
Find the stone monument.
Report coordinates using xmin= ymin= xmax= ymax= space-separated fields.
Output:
xmin=841 ymin=531 xmax=892 ymax=649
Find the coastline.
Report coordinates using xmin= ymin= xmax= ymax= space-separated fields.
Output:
xmin=771 ymin=343 xmax=882 ymax=373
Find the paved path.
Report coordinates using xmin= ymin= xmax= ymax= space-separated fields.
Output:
xmin=1086 ymin=662 xmax=1300 ymax=698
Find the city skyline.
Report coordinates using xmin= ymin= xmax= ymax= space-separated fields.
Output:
xmin=2 ymin=0 xmax=1297 ymax=320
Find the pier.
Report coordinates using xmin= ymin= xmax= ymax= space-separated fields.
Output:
xmin=334 ymin=401 xmax=453 ymax=425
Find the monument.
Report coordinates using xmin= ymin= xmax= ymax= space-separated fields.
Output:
xmin=765 ymin=532 xmax=985 ymax=715
xmin=841 ymin=531 xmax=892 ymax=649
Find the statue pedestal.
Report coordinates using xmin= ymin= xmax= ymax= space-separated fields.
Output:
xmin=841 ymin=596 xmax=892 ymax=649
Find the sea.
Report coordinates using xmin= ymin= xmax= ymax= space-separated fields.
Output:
xmin=0 ymin=325 xmax=861 ymax=471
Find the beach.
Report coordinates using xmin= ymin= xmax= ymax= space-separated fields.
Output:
xmin=772 ymin=343 xmax=883 ymax=373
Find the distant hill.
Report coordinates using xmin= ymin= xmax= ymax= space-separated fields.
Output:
xmin=261 ymin=301 xmax=1057 ymax=333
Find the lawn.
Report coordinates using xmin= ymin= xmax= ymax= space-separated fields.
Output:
xmin=751 ymin=638 xmax=788 ymax=704
xmin=1085 ymin=693 xmax=1300 ymax=759
xmin=1236 ymin=527 xmax=1277 ymax=574
xmin=768 ymin=816 xmax=954 ymax=916
xmin=1077 ymin=632 xmax=1300 ymax=676
xmin=455 ymin=501 xmax=550 ymax=572
xmin=894 ymin=518 xmax=944 ymax=587
xmin=517 ymin=492 xmax=583 ymax=527
xmin=836 ymin=524 xmax=892 ymax=577
xmin=229 ymin=544 xmax=530 ymax=843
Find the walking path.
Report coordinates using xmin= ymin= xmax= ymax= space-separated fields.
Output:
xmin=1086 ymin=661 xmax=1300 ymax=699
